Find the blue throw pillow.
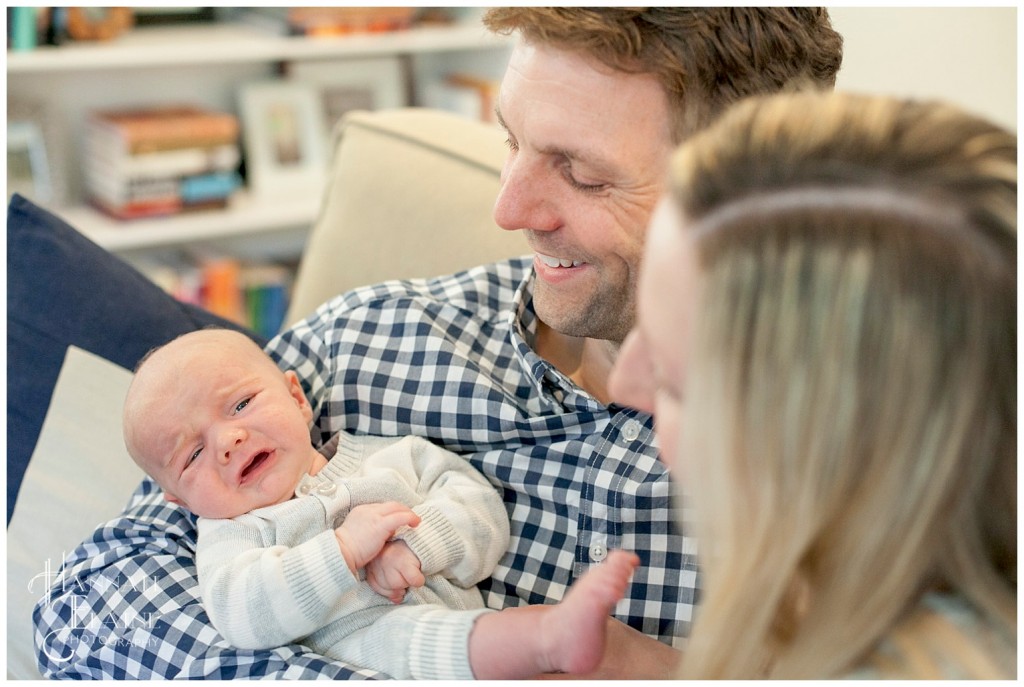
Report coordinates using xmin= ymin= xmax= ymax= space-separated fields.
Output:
xmin=6 ymin=194 xmax=265 ymax=523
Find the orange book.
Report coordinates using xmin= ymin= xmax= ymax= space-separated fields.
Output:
xmin=89 ymin=106 xmax=239 ymax=154
xmin=201 ymin=258 xmax=244 ymax=324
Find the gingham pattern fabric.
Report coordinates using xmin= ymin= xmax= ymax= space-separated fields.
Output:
xmin=34 ymin=257 xmax=699 ymax=678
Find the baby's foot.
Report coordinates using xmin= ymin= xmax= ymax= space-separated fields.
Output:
xmin=542 ymin=550 xmax=641 ymax=675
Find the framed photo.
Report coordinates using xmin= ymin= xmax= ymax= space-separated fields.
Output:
xmin=286 ymin=56 xmax=407 ymax=135
xmin=238 ymin=81 xmax=328 ymax=196
xmin=7 ymin=120 xmax=52 ymax=203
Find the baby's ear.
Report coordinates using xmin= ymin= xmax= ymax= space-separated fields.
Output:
xmin=284 ymin=371 xmax=313 ymax=419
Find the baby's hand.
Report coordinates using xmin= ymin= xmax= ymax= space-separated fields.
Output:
xmin=335 ymin=502 xmax=420 ymax=573
xmin=366 ymin=540 xmax=426 ymax=604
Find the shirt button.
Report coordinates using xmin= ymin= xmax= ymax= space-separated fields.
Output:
xmin=621 ymin=419 xmax=641 ymax=443
xmin=589 ymin=543 xmax=607 ymax=563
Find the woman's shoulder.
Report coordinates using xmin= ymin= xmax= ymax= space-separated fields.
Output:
xmin=842 ymin=592 xmax=1016 ymax=679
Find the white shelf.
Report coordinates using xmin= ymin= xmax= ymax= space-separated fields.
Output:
xmin=52 ymin=190 xmax=322 ymax=251
xmin=7 ymin=23 xmax=513 ymax=73
xmin=9 ymin=16 xmax=512 ymax=261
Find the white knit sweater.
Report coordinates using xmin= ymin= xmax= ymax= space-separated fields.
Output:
xmin=195 ymin=430 xmax=510 ymax=678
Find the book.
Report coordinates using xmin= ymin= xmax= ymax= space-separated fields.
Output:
xmin=201 ymin=257 xmax=245 ymax=324
xmin=286 ymin=7 xmax=416 ymax=35
xmin=83 ymin=141 xmax=240 ymax=180
xmin=242 ymin=265 xmax=291 ymax=338
xmin=88 ymin=105 xmax=239 ymax=155
xmin=91 ymin=196 xmax=182 ymax=220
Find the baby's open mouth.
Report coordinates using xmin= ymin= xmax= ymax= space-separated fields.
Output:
xmin=241 ymin=451 xmax=270 ymax=481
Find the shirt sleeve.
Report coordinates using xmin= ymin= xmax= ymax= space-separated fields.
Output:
xmin=32 ymin=479 xmax=383 ymax=679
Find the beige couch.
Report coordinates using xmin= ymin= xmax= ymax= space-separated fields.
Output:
xmin=287 ymin=107 xmax=527 ymax=323
xmin=7 ymin=108 xmax=527 ymax=679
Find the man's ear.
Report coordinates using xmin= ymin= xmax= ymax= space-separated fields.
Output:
xmin=284 ymin=370 xmax=313 ymax=421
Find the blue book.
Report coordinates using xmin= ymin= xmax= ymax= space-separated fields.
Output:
xmin=181 ymin=171 xmax=241 ymax=204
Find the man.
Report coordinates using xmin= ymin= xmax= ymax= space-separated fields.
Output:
xmin=34 ymin=9 xmax=842 ymax=679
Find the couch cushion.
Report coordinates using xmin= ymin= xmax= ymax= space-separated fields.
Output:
xmin=285 ymin=108 xmax=527 ymax=324
xmin=7 ymin=346 xmax=144 ymax=679
xmin=6 ymin=194 xmax=263 ymax=523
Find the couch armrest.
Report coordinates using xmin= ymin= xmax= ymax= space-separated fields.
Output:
xmin=285 ymin=108 xmax=527 ymax=325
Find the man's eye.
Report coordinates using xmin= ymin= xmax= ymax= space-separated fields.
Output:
xmin=561 ymin=159 xmax=606 ymax=193
xmin=567 ymin=175 xmax=606 ymax=193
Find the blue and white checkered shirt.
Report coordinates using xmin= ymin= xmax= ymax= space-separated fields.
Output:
xmin=34 ymin=257 xmax=699 ymax=678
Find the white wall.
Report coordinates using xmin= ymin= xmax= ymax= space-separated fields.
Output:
xmin=828 ymin=7 xmax=1016 ymax=131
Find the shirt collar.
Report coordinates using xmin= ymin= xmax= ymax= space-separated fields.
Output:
xmin=508 ymin=267 xmax=605 ymax=410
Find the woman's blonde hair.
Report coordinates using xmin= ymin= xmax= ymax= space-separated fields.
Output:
xmin=669 ymin=91 xmax=1016 ymax=678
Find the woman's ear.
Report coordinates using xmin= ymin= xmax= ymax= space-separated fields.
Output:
xmin=284 ymin=370 xmax=313 ymax=422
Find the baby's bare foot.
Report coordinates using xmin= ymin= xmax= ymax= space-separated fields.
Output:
xmin=542 ymin=550 xmax=640 ymax=674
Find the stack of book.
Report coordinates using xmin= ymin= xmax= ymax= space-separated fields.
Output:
xmin=140 ymin=256 xmax=292 ymax=339
xmin=84 ymin=105 xmax=242 ymax=220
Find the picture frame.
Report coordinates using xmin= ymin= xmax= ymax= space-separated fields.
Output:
xmin=7 ymin=120 xmax=53 ymax=203
xmin=238 ymin=81 xmax=328 ymax=197
xmin=286 ymin=56 xmax=407 ymax=135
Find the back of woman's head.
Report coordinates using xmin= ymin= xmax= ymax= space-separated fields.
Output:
xmin=670 ymin=91 xmax=1016 ymax=678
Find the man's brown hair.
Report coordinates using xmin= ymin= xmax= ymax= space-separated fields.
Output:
xmin=484 ymin=8 xmax=843 ymax=141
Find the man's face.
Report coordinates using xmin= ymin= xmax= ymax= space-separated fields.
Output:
xmin=493 ymin=41 xmax=673 ymax=343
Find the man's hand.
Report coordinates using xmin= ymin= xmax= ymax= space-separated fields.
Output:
xmin=365 ymin=539 xmax=426 ymax=603
xmin=535 ymin=618 xmax=681 ymax=680
xmin=335 ymin=502 xmax=420 ymax=573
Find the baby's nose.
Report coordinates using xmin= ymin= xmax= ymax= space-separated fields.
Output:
xmin=218 ymin=431 xmax=245 ymax=464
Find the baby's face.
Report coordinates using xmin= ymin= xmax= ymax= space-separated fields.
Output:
xmin=124 ymin=330 xmax=319 ymax=519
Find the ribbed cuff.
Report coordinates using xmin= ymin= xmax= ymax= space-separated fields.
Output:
xmin=400 ymin=505 xmax=464 ymax=575
xmin=408 ymin=607 xmax=491 ymax=679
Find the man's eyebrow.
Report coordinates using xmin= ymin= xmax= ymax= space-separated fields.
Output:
xmin=494 ymin=106 xmax=617 ymax=177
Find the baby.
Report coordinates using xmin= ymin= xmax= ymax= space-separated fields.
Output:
xmin=122 ymin=328 xmax=639 ymax=679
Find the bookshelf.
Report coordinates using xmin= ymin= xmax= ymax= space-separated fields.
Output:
xmin=8 ymin=11 xmax=513 ymax=256
xmin=7 ymin=22 xmax=512 ymax=73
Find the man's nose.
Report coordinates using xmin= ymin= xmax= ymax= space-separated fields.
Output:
xmin=493 ymin=155 xmax=560 ymax=234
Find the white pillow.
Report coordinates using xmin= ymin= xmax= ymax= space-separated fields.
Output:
xmin=7 ymin=346 xmax=144 ymax=679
